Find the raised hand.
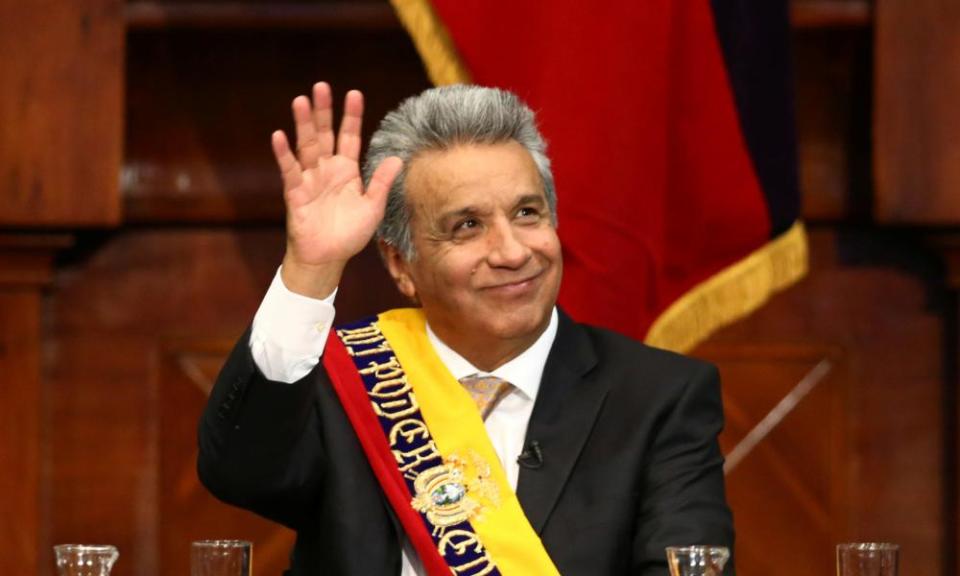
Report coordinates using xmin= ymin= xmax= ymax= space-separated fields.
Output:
xmin=272 ymin=83 xmax=403 ymax=298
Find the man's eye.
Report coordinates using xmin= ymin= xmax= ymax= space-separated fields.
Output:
xmin=517 ymin=207 xmax=540 ymax=219
xmin=453 ymin=218 xmax=479 ymax=233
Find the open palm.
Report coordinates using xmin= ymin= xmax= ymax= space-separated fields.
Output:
xmin=272 ymin=83 xmax=402 ymax=296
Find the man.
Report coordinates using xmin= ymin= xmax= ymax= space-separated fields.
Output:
xmin=199 ymin=83 xmax=734 ymax=575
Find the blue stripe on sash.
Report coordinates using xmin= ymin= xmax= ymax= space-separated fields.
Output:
xmin=336 ymin=316 xmax=500 ymax=576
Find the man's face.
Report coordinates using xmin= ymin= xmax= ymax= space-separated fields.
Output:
xmin=384 ymin=141 xmax=562 ymax=364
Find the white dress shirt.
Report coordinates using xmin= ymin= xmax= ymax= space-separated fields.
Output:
xmin=249 ymin=268 xmax=558 ymax=576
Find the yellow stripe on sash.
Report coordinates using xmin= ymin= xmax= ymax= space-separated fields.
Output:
xmin=378 ymin=309 xmax=560 ymax=576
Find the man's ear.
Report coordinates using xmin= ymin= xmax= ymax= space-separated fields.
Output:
xmin=379 ymin=240 xmax=417 ymax=301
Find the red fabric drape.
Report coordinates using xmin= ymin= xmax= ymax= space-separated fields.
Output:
xmin=428 ymin=1 xmax=770 ymax=340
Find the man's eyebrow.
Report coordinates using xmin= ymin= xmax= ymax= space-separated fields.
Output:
xmin=437 ymin=206 xmax=483 ymax=228
xmin=513 ymin=194 xmax=547 ymax=209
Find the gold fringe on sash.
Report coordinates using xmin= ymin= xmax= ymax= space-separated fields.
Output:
xmin=389 ymin=0 xmax=471 ymax=86
xmin=645 ymin=221 xmax=809 ymax=353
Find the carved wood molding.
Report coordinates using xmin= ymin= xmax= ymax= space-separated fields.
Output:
xmin=791 ymin=0 xmax=871 ymax=29
xmin=0 ymin=234 xmax=71 ymax=575
xmin=0 ymin=234 xmax=73 ymax=287
xmin=931 ymin=234 xmax=960 ymax=291
xmin=927 ymin=233 xmax=960 ymax=575
xmin=125 ymin=2 xmax=399 ymax=30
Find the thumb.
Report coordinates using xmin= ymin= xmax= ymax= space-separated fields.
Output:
xmin=365 ymin=156 xmax=403 ymax=209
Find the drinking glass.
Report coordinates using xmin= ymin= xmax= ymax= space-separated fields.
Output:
xmin=191 ymin=540 xmax=252 ymax=576
xmin=54 ymin=544 xmax=119 ymax=576
xmin=666 ymin=545 xmax=730 ymax=576
xmin=837 ymin=543 xmax=899 ymax=576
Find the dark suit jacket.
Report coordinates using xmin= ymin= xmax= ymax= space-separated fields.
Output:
xmin=198 ymin=310 xmax=735 ymax=575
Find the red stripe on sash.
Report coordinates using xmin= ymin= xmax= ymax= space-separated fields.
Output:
xmin=322 ymin=333 xmax=450 ymax=576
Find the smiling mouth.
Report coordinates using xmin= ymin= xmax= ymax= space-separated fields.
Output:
xmin=483 ymin=270 xmax=543 ymax=293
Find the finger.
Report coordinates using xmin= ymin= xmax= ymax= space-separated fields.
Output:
xmin=312 ymin=82 xmax=335 ymax=158
xmin=336 ymin=89 xmax=364 ymax=161
xmin=292 ymin=95 xmax=321 ymax=168
xmin=365 ymin=156 xmax=403 ymax=211
xmin=272 ymin=130 xmax=303 ymax=194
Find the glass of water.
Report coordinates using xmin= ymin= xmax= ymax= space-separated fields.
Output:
xmin=666 ymin=545 xmax=730 ymax=576
xmin=837 ymin=543 xmax=899 ymax=576
xmin=190 ymin=540 xmax=252 ymax=576
xmin=54 ymin=544 xmax=119 ymax=576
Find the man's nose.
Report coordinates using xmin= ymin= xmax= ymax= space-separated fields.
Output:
xmin=487 ymin=222 xmax=532 ymax=268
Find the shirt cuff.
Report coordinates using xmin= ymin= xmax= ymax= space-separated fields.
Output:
xmin=249 ymin=267 xmax=337 ymax=382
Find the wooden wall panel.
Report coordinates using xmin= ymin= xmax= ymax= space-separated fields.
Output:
xmin=46 ymin=229 xmax=281 ymax=576
xmin=875 ymin=0 xmax=960 ymax=223
xmin=695 ymin=228 xmax=946 ymax=575
xmin=159 ymin=341 xmax=295 ymax=576
xmin=0 ymin=236 xmax=70 ymax=575
xmin=935 ymin=236 xmax=960 ymax=572
xmin=46 ymin=228 xmax=402 ymax=576
xmin=793 ymin=27 xmax=872 ymax=221
xmin=0 ymin=291 xmax=42 ymax=575
xmin=0 ymin=0 xmax=124 ymax=226
xmin=41 ymin=14 xmax=429 ymax=571
xmin=700 ymin=344 xmax=842 ymax=576
xmin=123 ymin=26 xmax=430 ymax=223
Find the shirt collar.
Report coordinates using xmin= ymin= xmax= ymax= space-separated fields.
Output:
xmin=425 ymin=307 xmax=558 ymax=401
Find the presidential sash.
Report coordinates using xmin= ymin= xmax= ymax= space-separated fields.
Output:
xmin=322 ymin=308 xmax=559 ymax=576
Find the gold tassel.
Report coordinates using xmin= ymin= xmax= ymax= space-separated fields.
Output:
xmin=389 ymin=0 xmax=471 ymax=86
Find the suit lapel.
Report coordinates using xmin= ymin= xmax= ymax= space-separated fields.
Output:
xmin=516 ymin=310 xmax=608 ymax=533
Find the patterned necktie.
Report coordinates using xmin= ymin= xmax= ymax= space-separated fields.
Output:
xmin=458 ymin=374 xmax=514 ymax=420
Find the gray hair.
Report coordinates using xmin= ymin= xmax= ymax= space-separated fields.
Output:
xmin=362 ymin=84 xmax=556 ymax=260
